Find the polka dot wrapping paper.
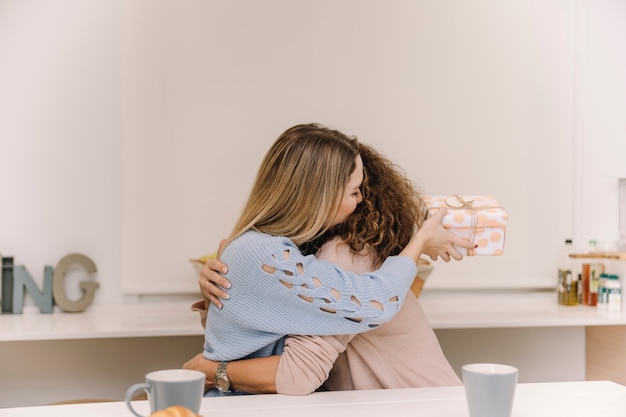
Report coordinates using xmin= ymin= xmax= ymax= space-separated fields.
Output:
xmin=423 ymin=195 xmax=508 ymax=256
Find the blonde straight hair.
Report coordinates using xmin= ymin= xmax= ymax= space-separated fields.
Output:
xmin=224 ymin=123 xmax=360 ymax=250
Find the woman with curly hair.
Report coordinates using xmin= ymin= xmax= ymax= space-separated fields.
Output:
xmin=185 ymin=123 xmax=470 ymax=396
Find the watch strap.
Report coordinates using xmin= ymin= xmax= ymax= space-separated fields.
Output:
xmin=215 ymin=361 xmax=231 ymax=392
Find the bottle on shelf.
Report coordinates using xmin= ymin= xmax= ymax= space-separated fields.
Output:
xmin=597 ymin=273 xmax=609 ymax=311
xmin=558 ymin=239 xmax=577 ymax=305
xmin=586 ymin=239 xmax=598 ymax=254
xmin=589 ymin=263 xmax=604 ymax=306
xmin=577 ymin=273 xmax=583 ymax=304
xmin=581 ymin=262 xmax=604 ymax=306
xmin=564 ymin=269 xmax=578 ymax=306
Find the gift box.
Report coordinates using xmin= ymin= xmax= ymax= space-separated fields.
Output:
xmin=423 ymin=195 xmax=508 ymax=256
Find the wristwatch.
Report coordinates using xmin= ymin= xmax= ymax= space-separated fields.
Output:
xmin=214 ymin=361 xmax=231 ymax=392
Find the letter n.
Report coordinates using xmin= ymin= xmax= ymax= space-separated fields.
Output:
xmin=12 ymin=266 xmax=54 ymax=314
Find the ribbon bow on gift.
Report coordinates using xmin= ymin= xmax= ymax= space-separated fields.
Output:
xmin=444 ymin=195 xmax=474 ymax=209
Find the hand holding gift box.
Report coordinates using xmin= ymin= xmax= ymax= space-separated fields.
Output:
xmin=423 ymin=195 xmax=507 ymax=256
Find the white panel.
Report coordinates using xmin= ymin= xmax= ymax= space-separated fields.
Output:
xmin=572 ymin=0 xmax=626 ymax=248
xmin=0 ymin=0 xmax=123 ymax=304
xmin=121 ymin=0 xmax=575 ymax=293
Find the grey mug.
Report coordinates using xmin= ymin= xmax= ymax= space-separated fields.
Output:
xmin=125 ymin=369 xmax=205 ymax=417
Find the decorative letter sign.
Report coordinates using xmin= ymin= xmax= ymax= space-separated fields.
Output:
xmin=53 ymin=254 xmax=99 ymax=313
xmin=1 ymin=257 xmax=14 ymax=313
xmin=0 ymin=253 xmax=99 ymax=314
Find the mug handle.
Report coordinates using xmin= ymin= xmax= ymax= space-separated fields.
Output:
xmin=125 ymin=382 xmax=150 ymax=417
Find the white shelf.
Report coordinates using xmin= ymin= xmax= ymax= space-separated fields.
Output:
xmin=2 ymin=292 xmax=626 ymax=342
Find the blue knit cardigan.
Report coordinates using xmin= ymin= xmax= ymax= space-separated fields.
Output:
xmin=203 ymin=230 xmax=417 ymax=363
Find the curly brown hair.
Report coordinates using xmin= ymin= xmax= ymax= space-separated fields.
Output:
xmin=329 ymin=142 xmax=428 ymax=267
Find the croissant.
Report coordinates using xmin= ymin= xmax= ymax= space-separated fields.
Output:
xmin=150 ymin=405 xmax=201 ymax=417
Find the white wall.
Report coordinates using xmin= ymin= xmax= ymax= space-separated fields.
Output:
xmin=0 ymin=0 xmax=587 ymax=303
xmin=120 ymin=0 xmax=577 ymax=293
xmin=1 ymin=1 xmax=623 ymax=300
xmin=0 ymin=1 xmax=123 ymax=304
xmin=572 ymin=0 xmax=626 ymax=249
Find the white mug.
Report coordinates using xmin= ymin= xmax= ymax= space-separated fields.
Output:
xmin=462 ymin=363 xmax=518 ymax=417
xmin=125 ymin=369 xmax=205 ymax=417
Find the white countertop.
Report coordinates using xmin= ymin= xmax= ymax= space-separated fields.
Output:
xmin=2 ymin=291 xmax=626 ymax=342
xmin=0 ymin=301 xmax=202 ymax=342
xmin=419 ymin=290 xmax=626 ymax=329
xmin=1 ymin=381 xmax=625 ymax=417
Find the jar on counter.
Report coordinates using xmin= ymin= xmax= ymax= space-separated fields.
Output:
xmin=597 ymin=273 xmax=609 ymax=311
xmin=598 ymin=274 xmax=621 ymax=312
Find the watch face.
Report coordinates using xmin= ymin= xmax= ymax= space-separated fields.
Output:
xmin=216 ymin=376 xmax=230 ymax=392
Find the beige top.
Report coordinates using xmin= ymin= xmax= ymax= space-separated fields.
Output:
xmin=275 ymin=237 xmax=461 ymax=395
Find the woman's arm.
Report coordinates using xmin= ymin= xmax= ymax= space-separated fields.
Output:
xmin=183 ymin=334 xmax=353 ymax=395
xmin=183 ymin=353 xmax=279 ymax=393
xmin=275 ymin=334 xmax=353 ymax=394
xmin=212 ymin=233 xmax=414 ymax=340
